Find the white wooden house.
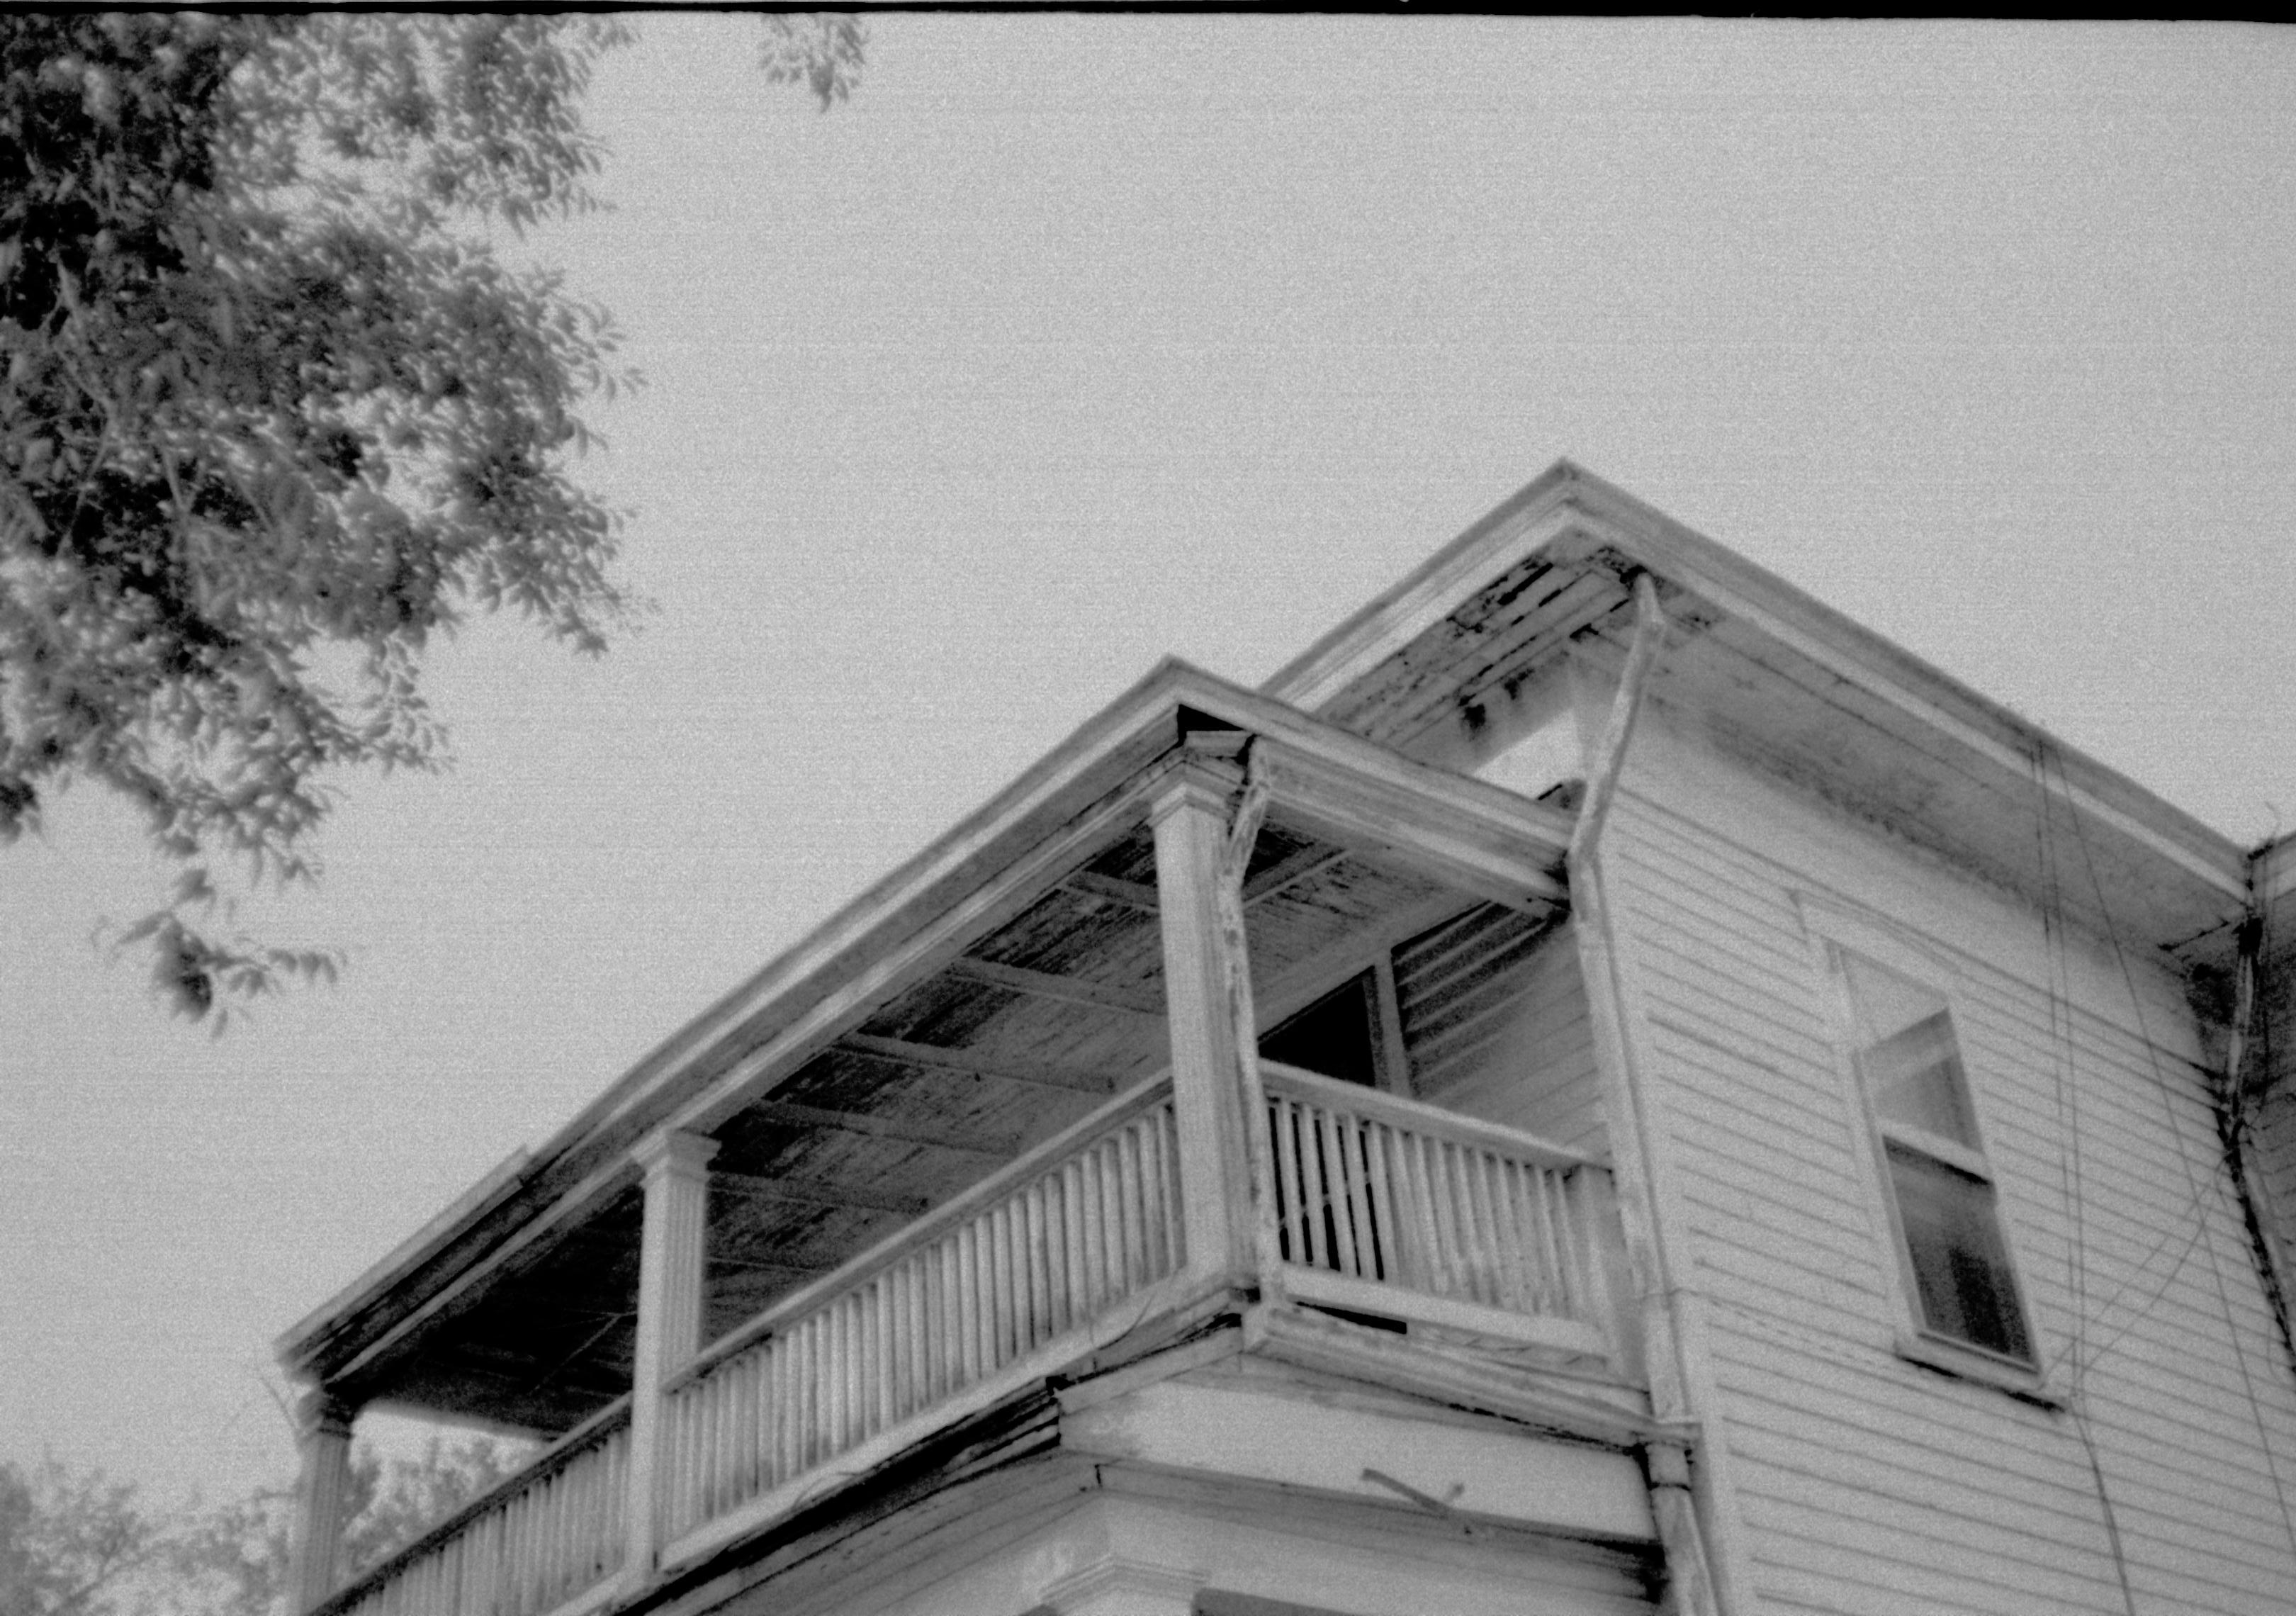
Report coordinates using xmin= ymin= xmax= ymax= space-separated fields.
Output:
xmin=276 ymin=463 xmax=2296 ymax=1616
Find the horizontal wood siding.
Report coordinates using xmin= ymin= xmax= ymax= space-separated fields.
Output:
xmin=1398 ymin=913 xmax=1609 ymax=1157
xmin=1602 ymin=722 xmax=2296 ymax=1615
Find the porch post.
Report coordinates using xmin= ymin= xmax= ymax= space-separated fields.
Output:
xmin=286 ymin=1388 xmax=356 ymax=1613
xmin=623 ymin=1128 xmax=718 ymax=1588
xmin=1150 ymin=744 xmax=1268 ymax=1291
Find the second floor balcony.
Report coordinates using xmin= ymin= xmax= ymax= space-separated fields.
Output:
xmin=278 ymin=668 xmax=1662 ymax=1616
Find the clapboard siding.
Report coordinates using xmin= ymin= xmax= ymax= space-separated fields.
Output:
xmin=1588 ymin=709 xmax=2296 ymax=1615
xmin=1726 ymin=1354 xmax=2296 ymax=1563
xmin=1405 ymin=916 xmax=1609 ymax=1155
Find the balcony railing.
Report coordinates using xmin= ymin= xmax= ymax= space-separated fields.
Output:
xmin=1261 ymin=1062 xmax=1617 ymax=1362
xmin=323 ymin=1401 xmax=629 ymax=1616
xmin=318 ymin=1069 xmax=1623 ymax=1616
xmin=655 ymin=1075 xmax=1186 ymax=1559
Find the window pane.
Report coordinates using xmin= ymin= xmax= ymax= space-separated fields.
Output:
xmin=1842 ymin=953 xmax=1978 ymax=1148
xmin=1886 ymin=1142 xmax=2032 ymax=1362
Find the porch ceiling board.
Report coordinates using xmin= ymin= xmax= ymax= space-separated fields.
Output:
xmin=834 ymin=1033 xmax=1118 ymax=1097
xmin=709 ymin=1169 xmax=933 ymax=1219
xmin=940 ymin=956 xmax=1165 ymax=1019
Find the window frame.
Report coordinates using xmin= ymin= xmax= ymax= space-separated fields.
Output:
xmin=1800 ymin=902 xmax=2056 ymax=1402
xmin=1252 ymin=921 xmax=1429 ymax=1099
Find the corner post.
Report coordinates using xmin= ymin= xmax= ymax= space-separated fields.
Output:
xmin=1150 ymin=738 xmax=1273 ymax=1294
xmin=286 ymin=1388 xmax=357 ymax=1614
xmin=624 ymin=1128 xmax=719 ymax=1589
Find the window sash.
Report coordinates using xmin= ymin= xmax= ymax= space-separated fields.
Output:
xmin=1832 ymin=944 xmax=2037 ymax=1369
xmin=1884 ymin=1140 xmax=2033 ymax=1363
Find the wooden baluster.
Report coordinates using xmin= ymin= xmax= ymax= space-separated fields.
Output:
xmin=692 ymin=1370 xmax=711 ymax=1526
xmin=1108 ymin=1126 xmax=1137 ymax=1293
xmin=1019 ymin=1184 xmax=1037 ymax=1350
xmin=524 ymin=1474 xmax=544 ymax=1607
xmin=1336 ymin=1107 xmax=1376 ymax=1280
xmin=894 ymin=1258 xmax=913 ymax=1420
xmin=1391 ymin=1121 xmax=1436 ymax=1294
xmin=1361 ymin=1120 xmax=1399 ymax=1284
xmin=1424 ymin=1134 xmax=1463 ymax=1298
xmin=1499 ymin=1155 xmax=1533 ymax=1311
xmin=841 ymin=1292 xmax=861 ymax=1452
xmin=1013 ymin=1189 xmax=1037 ymax=1352
xmin=1035 ymin=1177 xmax=1059 ymax=1340
xmin=1472 ymin=1145 xmax=1511 ymax=1308
xmin=1074 ymin=1145 xmax=1102 ymax=1312
xmin=961 ymin=1218 xmax=986 ymax=1385
xmin=1045 ymin=1162 xmax=1071 ymax=1334
xmin=978 ymin=1203 xmax=1006 ymax=1368
xmin=1021 ymin=1186 xmax=1044 ymax=1350
xmin=1098 ymin=1132 xmax=1125 ymax=1301
xmin=1536 ymin=1165 xmax=1571 ymax=1315
xmin=1492 ymin=1155 xmax=1532 ymax=1313
xmin=907 ymin=1249 xmax=928 ymax=1412
xmin=548 ymin=1466 xmax=569 ymax=1598
xmin=1058 ymin=1158 xmax=1085 ymax=1328
xmin=1155 ymin=1105 xmax=1183 ymax=1276
xmin=1270 ymin=1097 xmax=1302 ymax=1271
xmin=1453 ymin=1139 xmax=1491 ymax=1302
xmin=1307 ymin=1100 xmax=1341 ymax=1272
xmin=528 ymin=1475 xmax=547 ymax=1612
xmin=928 ymin=1238 xmax=952 ymax=1403
xmin=878 ymin=1273 xmax=898 ymax=1433
xmin=772 ymin=1332 xmax=794 ymax=1486
xmin=821 ymin=1306 xmax=840 ymax=1461
xmin=792 ymin=1318 xmax=813 ymax=1474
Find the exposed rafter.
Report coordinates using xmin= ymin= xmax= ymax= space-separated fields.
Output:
xmin=942 ymin=956 xmax=1164 ymax=1019
xmin=1062 ymin=871 xmax=1160 ymax=911
xmin=1242 ymin=844 xmax=1349 ymax=904
xmin=705 ymin=1254 xmax=836 ymax=1278
xmin=745 ymin=1099 xmax=1019 ymax=1157
xmin=837 ymin=1033 xmax=1120 ymax=1096
xmin=709 ymin=1169 xmax=930 ymax=1218
xmin=1062 ymin=846 xmax=1347 ymax=916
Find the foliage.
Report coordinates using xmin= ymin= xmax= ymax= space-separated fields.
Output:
xmin=3 ymin=1437 xmax=535 ymax=1616
xmin=0 ymin=13 xmax=863 ymax=1022
xmin=0 ymin=1458 xmax=162 ymax=1616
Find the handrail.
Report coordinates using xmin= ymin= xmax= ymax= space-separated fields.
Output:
xmin=316 ymin=1396 xmax=630 ymax=1616
xmin=1258 ymin=1060 xmax=1597 ymax=1172
xmin=668 ymin=1070 xmax=1176 ymax=1395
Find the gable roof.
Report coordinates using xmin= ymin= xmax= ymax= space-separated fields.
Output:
xmin=1271 ymin=459 xmax=2249 ymax=963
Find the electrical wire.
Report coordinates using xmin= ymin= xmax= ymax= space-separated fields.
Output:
xmin=2053 ymin=738 xmax=2296 ymax=1573
xmin=2032 ymin=739 xmax=2136 ymax=1616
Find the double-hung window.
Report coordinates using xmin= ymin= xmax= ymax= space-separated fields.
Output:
xmin=1834 ymin=946 xmax=2035 ymax=1367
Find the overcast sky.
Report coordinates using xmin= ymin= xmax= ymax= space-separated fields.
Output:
xmin=6 ymin=16 xmax=2296 ymax=1510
